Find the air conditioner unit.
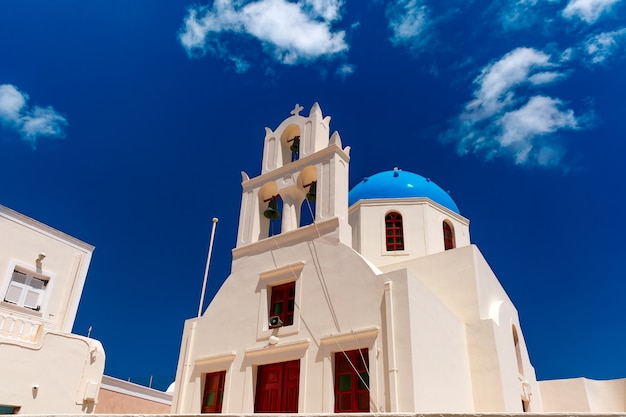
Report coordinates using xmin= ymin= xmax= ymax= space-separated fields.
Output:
xmin=269 ymin=315 xmax=283 ymax=329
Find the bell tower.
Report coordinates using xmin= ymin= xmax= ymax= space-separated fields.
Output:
xmin=236 ymin=103 xmax=351 ymax=248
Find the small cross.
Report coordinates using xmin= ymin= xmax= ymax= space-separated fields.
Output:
xmin=290 ymin=103 xmax=304 ymax=116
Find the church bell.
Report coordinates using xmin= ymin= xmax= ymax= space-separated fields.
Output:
xmin=306 ymin=181 xmax=317 ymax=202
xmin=263 ymin=197 xmax=281 ymax=220
xmin=289 ymin=136 xmax=300 ymax=154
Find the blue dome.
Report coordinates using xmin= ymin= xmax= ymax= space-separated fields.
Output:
xmin=349 ymin=170 xmax=460 ymax=214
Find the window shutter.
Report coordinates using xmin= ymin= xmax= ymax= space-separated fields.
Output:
xmin=4 ymin=282 xmax=23 ymax=304
xmin=4 ymin=269 xmax=48 ymax=310
xmin=23 ymin=289 xmax=42 ymax=310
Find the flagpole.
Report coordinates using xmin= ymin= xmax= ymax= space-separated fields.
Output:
xmin=198 ymin=217 xmax=218 ymax=318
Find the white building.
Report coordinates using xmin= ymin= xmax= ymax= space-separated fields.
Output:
xmin=0 ymin=205 xmax=105 ymax=414
xmin=171 ymin=103 xmax=624 ymax=414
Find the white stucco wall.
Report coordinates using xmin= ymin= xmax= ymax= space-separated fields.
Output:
xmin=386 ymin=269 xmax=474 ymax=411
xmin=348 ymin=199 xmax=470 ymax=269
xmin=174 ymin=222 xmax=390 ymax=413
xmin=0 ymin=205 xmax=105 ymax=414
xmin=0 ymin=205 xmax=93 ymax=333
xmin=540 ymin=377 xmax=626 ymax=412
xmin=0 ymin=332 xmax=104 ymax=413
xmin=173 ymin=220 xmax=541 ymax=414
xmin=378 ymin=245 xmax=542 ymax=412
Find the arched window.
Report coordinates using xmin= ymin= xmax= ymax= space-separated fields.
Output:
xmin=443 ymin=221 xmax=455 ymax=250
xmin=385 ymin=212 xmax=404 ymax=251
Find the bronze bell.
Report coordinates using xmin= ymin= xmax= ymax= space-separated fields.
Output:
xmin=306 ymin=181 xmax=317 ymax=202
xmin=289 ymin=136 xmax=300 ymax=153
xmin=263 ymin=198 xmax=281 ymax=220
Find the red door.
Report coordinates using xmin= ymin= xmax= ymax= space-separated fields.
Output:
xmin=255 ymin=360 xmax=300 ymax=413
xmin=335 ymin=349 xmax=369 ymax=412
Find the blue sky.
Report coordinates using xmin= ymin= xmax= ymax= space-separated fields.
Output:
xmin=1 ymin=0 xmax=625 ymax=390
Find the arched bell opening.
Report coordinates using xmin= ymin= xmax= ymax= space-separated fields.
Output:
xmin=299 ymin=193 xmax=315 ymax=227
xmin=297 ymin=166 xmax=317 ymax=227
xmin=280 ymin=125 xmax=301 ymax=164
xmin=259 ymin=182 xmax=282 ymax=239
xmin=266 ymin=196 xmax=283 ymax=237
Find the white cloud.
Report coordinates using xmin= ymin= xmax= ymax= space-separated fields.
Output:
xmin=335 ymin=63 xmax=355 ymax=78
xmin=445 ymin=47 xmax=584 ymax=167
xmin=0 ymin=84 xmax=67 ymax=148
xmin=497 ymin=96 xmax=578 ymax=164
xmin=560 ymin=47 xmax=575 ymax=62
xmin=497 ymin=0 xmax=561 ymax=32
xmin=387 ymin=0 xmax=430 ymax=48
xmin=495 ymin=0 xmax=622 ymax=33
xmin=21 ymin=107 xmax=68 ymax=139
xmin=562 ymin=0 xmax=623 ymax=23
xmin=179 ymin=0 xmax=347 ymax=66
xmin=464 ymin=47 xmax=555 ymax=121
xmin=302 ymin=0 xmax=342 ymax=21
xmin=528 ymin=70 xmax=565 ymax=84
xmin=583 ymin=27 xmax=626 ymax=63
xmin=230 ymin=56 xmax=251 ymax=73
xmin=0 ymin=84 xmax=26 ymax=122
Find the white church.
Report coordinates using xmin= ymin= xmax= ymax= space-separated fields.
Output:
xmin=166 ymin=103 xmax=625 ymax=414
xmin=2 ymin=103 xmax=624 ymax=415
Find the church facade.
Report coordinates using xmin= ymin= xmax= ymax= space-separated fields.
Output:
xmin=171 ymin=103 xmax=624 ymax=414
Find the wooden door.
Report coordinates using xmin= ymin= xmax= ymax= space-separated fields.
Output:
xmin=255 ymin=360 xmax=300 ymax=413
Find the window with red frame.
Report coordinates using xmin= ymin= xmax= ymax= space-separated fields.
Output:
xmin=334 ymin=349 xmax=369 ymax=412
xmin=202 ymin=371 xmax=225 ymax=413
xmin=270 ymin=281 xmax=295 ymax=326
xmin=385 ymin=212 xmax=404 ymax=251
xmin=443 ymin=221 xmax=455 ymax=250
